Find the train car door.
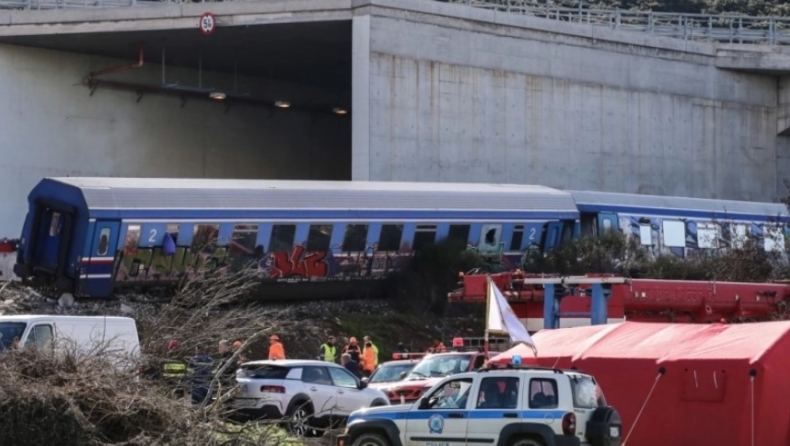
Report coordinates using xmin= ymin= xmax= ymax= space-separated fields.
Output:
xmin=32 ymin=205 xmax=73 ymax=274
xmin=543 ymin=222 xmax=563 ymax=252
xmin=81 ymin=220 xmax=120 ymax=297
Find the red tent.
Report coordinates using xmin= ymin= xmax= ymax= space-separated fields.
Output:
xmin=490 ymin=321 xmax=790 ymax=446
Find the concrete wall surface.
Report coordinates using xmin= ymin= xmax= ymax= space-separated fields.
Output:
xmin=352 ymin=0 xmax=790 ymax=203
xmin=0 ymin=44 xmax=351 ymax=237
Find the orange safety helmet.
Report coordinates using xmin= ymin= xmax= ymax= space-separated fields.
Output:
xmin=167 ymin=339 xmax=180 ymax=351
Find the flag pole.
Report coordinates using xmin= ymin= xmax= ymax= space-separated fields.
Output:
xmin=484 ymin=275 xmax=491 ymax=357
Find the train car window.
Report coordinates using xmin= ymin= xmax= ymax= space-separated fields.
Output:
xmin=270 ymin=225 xmax=296 ymax=253
xmin=124 ymin=225 xmax=141 ymax=256
xmin=342 ymin=225 xmax=368 ymax=252
xmin=479 ymin=224 xmax=502 ymax=253
xmin=639 ymin=223 xmax=652 ymax=246
xmin=764 ymin=225 xmax=784 ymax=252
xmin=697 ymin=223 xmax=718 ymax=249
xmin=379 ymin=224 xmax=403 ymax=251
xmin=731 ymin=224 xmax=748 ymax=249
xmin=49 ymin=212 xmax=61 ymax=237
xmin=448 ymin=224 xmax=471 ymax=247
xmin=97 ymin=228 xmax=111 ymax=256
xmin=166 ymin=223 xmax=180 ymax=245
xmin=307 ymin=225 xmax=332 ymax=252
xmin=413 ymin=225 xmax=437 ymax=251
xmin=230 ymin=225 xmax=258 ymax=268
xmin=510 ymin=225 xmax=524 ymax=251
xmin=193 ymin=224 xmax=220 ymax=252
xmin=662 ymin=220 xmax=686 ymax=248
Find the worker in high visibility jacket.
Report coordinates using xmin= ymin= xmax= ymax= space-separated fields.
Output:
xmin=268 ymin=334 xmax=285 ymax=360
xmin=362 ymin=335 xmax=379 ymax=368
xmin=162 ymin=339 xmax=187 ymax=381
xmin=318 ymin=336 xmax=338 ymax=363
xmin=361 ymin=341 xmax=377 ymax=377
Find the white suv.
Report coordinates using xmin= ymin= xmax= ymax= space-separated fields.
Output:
xmin=337 ymin=366 xmax=621 ymax=446
xmin=231 ymin=360 xmax=390 ymax=436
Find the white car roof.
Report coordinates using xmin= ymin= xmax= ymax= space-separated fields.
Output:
xmin=451 ymin=367 xmax=593 ymax=380
xmin=241 ymin=359 xmax=342 ymax=368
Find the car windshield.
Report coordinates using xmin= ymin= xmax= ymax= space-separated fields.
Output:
xmin=570 ymin=375 xmax=607 ymax=409
xmin=239 ymin=364 xmax=290 ymax=379
xmin=369 ymin=363 xmax=415 ymax=383
xmin=0 ymin=322 xmax=26 ymax=352
xmin=407 ymin=354 xmax=471 ymax=379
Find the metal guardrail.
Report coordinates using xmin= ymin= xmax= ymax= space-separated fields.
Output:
xmin=460 ymin=0 xmax=790 ymax=45
xmin=2 ymin=0 xmax=790 ymax=46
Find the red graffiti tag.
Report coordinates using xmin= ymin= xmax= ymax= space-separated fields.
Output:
xmin=267 ymin=245 xmax=328 ymax=278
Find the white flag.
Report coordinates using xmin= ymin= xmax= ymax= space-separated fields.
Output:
xmin=486 ymin=279 xmax=538 ymax=356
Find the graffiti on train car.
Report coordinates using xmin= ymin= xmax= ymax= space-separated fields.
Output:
xmin=110 ymin=242 xmax=415 ymax=284
xmin=259 ymin=246 xmax=330 ymax=279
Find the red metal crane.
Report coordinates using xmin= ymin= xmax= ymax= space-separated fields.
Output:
xmin=448 ymin=272 xmax=790 ymax=331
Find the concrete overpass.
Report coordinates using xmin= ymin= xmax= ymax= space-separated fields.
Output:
xmin=1 ymin=0 xmax=790 ymax=235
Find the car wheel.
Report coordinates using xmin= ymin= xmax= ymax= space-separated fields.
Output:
xmin=287 ymin=402 xmax=314 ymax=437
xmin=370 ymin=399 xmax=388 ymax=407
xmin=352 ymin=432 xmax=390 ymax=446
xmin=509 ymin=437 xmax=545 ymax=446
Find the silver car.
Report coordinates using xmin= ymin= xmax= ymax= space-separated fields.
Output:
xmin=232 ymin=359 xmax=390 ymax=436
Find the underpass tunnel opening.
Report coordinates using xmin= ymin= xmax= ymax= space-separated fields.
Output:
xmin=0 ymin=20 xmax=353 ymax=182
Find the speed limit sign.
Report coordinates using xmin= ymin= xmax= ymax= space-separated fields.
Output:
xmin=199 ymin=12 xmax=216 ymax=36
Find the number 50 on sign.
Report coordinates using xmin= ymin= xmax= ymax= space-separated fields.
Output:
xmin=199 ymin=12 xmax=216 ymax=36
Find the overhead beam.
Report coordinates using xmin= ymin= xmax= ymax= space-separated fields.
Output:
xmin=0 ymin=0 xmax=352 ymax=37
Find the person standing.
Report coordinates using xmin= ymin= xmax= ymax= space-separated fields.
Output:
xmin=428 ymin=338 xmax=446 ymax=353
xmin=185 ymin=343 xmax=214 ymax=406
xmin=318 ymin=335 xmax=338 ymax=363
xmin=361 ymin=341 xmax=377 ymax=378
xmin=341 ymin=353 xmax=361 ymax=379
xmin=344 ymin=336 xmax=361 ymax=362
xmin=362 ymin=335 xmax=379 ymax=368
xmin=268 ymin=334 xmax=285 ymax=360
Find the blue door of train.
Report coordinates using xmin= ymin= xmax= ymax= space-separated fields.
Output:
xmin=81 ymin=220 xmax=120 ymax=297
xmin=544 ymin=222 xmax=563 ymax=252
xmin=34 ymin=207 xmax=66 ymax=272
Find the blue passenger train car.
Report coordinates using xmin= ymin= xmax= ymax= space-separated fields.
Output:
xmin=13 ymin=178 xmax=579 ymax=299
xmin=569 ymin=190 xmax=790 ymax=258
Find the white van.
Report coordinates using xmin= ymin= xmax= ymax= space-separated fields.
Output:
xmin=0 ymin=315 xmax=140 ymax=361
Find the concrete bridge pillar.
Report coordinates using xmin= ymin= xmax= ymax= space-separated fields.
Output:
xmin=779 ymin=76 xmax=790 ymax=136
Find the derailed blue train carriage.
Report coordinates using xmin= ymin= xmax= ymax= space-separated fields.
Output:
xmin=570 ymin=190 xmax=790 ymax=257
xmin=13 ymin=178 xmax=580 ymax=299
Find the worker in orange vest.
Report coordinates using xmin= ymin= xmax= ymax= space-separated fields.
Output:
xmin=361 ymin=340 xmax=377 ymax=377
xmin=268 ymin=334 xmax=285 ymax=360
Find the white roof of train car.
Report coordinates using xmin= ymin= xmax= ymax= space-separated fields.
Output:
xmin=570 ymin=190 xmax=788 ymax=218
xmin=45 ymin=177 xmax=579 ymax=213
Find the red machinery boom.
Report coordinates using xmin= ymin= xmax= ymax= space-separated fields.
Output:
xmin=448 ymin=272 xmax=790 ymax=325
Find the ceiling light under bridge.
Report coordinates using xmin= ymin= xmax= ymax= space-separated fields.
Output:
xmin=209 ymin=91 xmax=227 ymax=100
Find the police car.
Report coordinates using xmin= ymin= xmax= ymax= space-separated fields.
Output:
xmin=337 ymin=357 xmax=621 ymax=446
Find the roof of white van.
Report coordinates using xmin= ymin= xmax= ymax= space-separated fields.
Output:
xmin=0 ymin=315 xmax=135 ymax=322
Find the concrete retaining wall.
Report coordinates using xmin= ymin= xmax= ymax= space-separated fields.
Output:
xmin=352 ymin=0 xmax=790 ymax=203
